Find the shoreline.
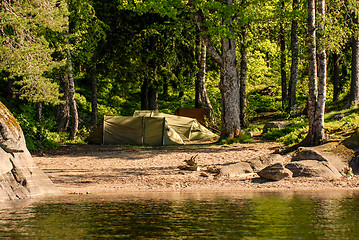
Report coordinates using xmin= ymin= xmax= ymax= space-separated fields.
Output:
xmin=32 ymin=142 xmax=359 ymax=198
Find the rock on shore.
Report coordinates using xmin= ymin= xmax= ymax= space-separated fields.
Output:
xmin=0 ymin=102 xmax=60 ymax=201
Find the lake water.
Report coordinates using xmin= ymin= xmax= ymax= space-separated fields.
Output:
xmin=1 ymin=191 xmax=359 ymax=239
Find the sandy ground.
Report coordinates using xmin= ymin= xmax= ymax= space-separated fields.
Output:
xmin=33 ymin=140 xmax=359 ymax=196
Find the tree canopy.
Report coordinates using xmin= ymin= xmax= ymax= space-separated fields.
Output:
xmin=0 ymin=0 xmax=359 ymax=149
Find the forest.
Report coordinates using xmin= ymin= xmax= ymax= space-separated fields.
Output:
xmin=1 ymin=0 xmax=359 ymax=150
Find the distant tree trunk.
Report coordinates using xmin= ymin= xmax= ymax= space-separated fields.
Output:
xmin=141 ymin=79 xmax=149 ymax=110
xmin=280 ymin=0 xmax=287 ymax=111
xmin=163 ymin=80 xmax=169 ymax=100
xmin=7 ymin=78 xmax=14 ymax=100
xmin=90 ymin=64 xmax=98 ymax=126
xmin=57 ymin=72 xmax=70 ymax=132
xmin=147 ymin=35 xmax=159 ymax=111
xmin=193 ymin=0 xmax=240 ymax=138
xmin=36 ymin=102 xmax=42 ymax=128
xmin=347 ymin=15 xmax=359 ymax=108
xmin=266 ymin=52 xmax=271 ymax=68
xmin=288 ymin=0 xmax=299 ymax=115
xmin=195 ymin=38 xmax=205 ymax=109
xmin=332 ymin=53 xmax=340 ymax=102
xmin=302 ymin=0 xmax=326 ymax=146
xmin=148 ymin=85 xmax=158 ymax=110
xmin=239 ymin=25 xmax=248 ymax=128
xmin=195 ymin=38 xmax=215 ymax=123
xmin=66 ymin=47 xmax=78 ymax=140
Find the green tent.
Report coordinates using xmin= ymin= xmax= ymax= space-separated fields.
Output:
xmin=87 ymin=116 xmax=183 ymax=145
xmin=87 ymin=112 xmax=218 ymax=145
xmin=133 ymin=110 xmax=218 ymax=141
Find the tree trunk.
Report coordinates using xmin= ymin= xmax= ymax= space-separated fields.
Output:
xmin=163 ymin=80 xmax=169 ymax=100
xmin=220 ymin=39 xmax=241 ymax=138
xmin=7 ymin=78 xmax=14 ymax=100
xmin=332 ymin=53 xmax=340 ymax=102
xmin=280 ymin=0 xmax=287 ymax=111
xmin=36 ymin=102 xmax=42 ymax=128
xmin=147 ymin=35 xmax=159 ymax=111
xmin=347 ymin=15 xmax=359 ymax=108
xmin=195 ymin=38 xmax=216 ymax=123
xmin=57 ymin=72 xmax=70 ymax=132
xmin=239 ymin=25 xmax=248 ymax=129
xmin=195 ymin=39 xmax=205 ymax=109
xmin=65 ymin=2 xmax=78 ymax=141
xmin=315 ymin=0 xmax=327 ymax=144
xmin=148 ymin=85 xmax=158 ymax=111
xmin=288 ymin=0 xmax=299 ymax=115
xmin=219 ymin=2 xmax=241 ymax=138
xmin=90 ymin=64 xmax=98 ymax=126
xmin=141 ymin=79 xmax=149 ymax=110
xmin=302 ymin=0 xmax=326 ymax=146
xmin=66 ymin=47 xmax=78 ymax=140
xmin=193 ymin=0 xmax=240 ymax=139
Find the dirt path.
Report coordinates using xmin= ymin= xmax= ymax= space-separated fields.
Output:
xmin=33 ymin=141 xmax=359 ymax=195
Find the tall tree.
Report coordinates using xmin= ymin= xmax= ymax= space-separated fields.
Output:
xmin=57 ymin=71 xmax=70 ymax=132
xmin=239 ymin=24 xmax=248 ymax=128
xmin=69 ymin=0 xmax=106 ymax=126
xmin=288 ymin=0 xmax=299 ymax=115
xmin=279 ymin=0 xmax=287 ymax=111
xmin=192 ymin=0 xmax=241 ymax=138
xmin=302 ymin=0 xmax=326 ymax=146
xmin=66 ymin=38 xmax=79 ymax=140
xmin=348 ymin=14 xmax=359 ymax=107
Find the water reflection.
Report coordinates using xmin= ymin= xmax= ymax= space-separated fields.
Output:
xmin=0 ymin=191 xmax=359 ymax=239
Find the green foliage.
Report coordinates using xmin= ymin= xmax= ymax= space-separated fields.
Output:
xmin=262 ymin=117 xmax=307 ymax=146
xmin=325 ymin=109 xmax=359 ymax=141
xmin=0 ymin=0 xmax=68 ymax=104
xmin=13 ymin=105 xmax=60 ymax=151
xmin=217 ymin=134 xmax=253 ymax=145
xmin=247 ymin=86 xmax=282 ymax=117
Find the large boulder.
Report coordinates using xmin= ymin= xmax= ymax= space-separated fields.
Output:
xmin=258 ymin=163 xmax=293 ymax=181
xmin=216 ymin=162 xmax=254 ymax=179
xmin=291 ymin=147 xmax=347 ymax=173
xmin=0 ymin=102 xmax=60 ymax=201
xmin=247 ymin=154 xmax=289 ymax=172
xmin=286 ymin=160 xmax=342 ymax=178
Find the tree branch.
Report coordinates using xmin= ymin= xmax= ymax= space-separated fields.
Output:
xmin=193 ymin=8 xmax=223 ymax=68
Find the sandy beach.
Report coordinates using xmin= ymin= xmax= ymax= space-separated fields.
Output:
xmin=32 ymin=141 xmax=359 ymax=196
